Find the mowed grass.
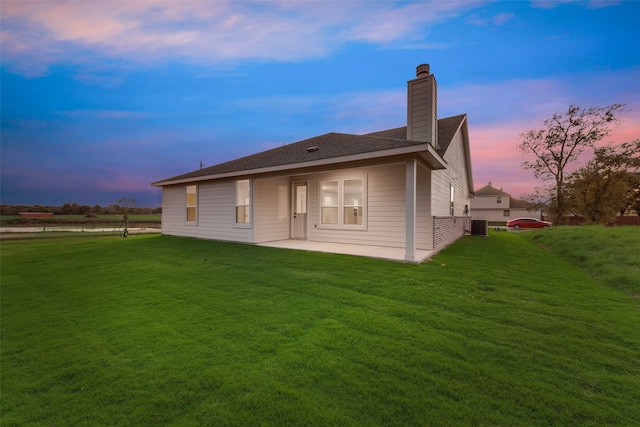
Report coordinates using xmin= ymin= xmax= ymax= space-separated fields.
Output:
xmin=520 ymin=225 xmax=640 ymax=298
xmin=1 ymin=232 xmax=639 ymax=426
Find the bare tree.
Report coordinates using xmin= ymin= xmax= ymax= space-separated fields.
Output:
xmin=115 ymin=197 xmax=136 ymax=237
xmin=518 ymin=104 xmax=625 ymax=224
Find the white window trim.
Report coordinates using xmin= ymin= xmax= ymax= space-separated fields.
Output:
xmin=186 ymin=184 xmax=198 ymax=225
xmin=234 ymin=178 xmax=252 ymax=229
xmin=317 ymin=175 xmax=367 ymax=231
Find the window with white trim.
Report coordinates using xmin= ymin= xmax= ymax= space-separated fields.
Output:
xmin=319 ymin=177 xmax=365 ymax=228
xmin=450 ymin=183 xmax=455 ymax=216
xmin=235 ymin=179 xmax=251 ymax=224
xmin=320 ymin=180 xmax=339 ymax=225
xmin=186 ymin=184 xmax=197 ymax=223
xmin=343 ymin=179 xmax=363 ymax=225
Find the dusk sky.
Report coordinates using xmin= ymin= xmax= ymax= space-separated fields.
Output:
xmin=2 ymin=0 xmax=639 ymax=208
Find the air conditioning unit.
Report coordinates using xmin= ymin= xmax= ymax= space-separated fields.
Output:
xmin=471 ymin=220 xmax=488 ymax=236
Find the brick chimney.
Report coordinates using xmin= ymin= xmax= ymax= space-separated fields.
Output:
xmin=407 ymin=64 xmax=438 ymax=148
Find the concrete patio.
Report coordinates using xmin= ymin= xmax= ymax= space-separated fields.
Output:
xmin=258 ymin=240 xmax=434 ymax=263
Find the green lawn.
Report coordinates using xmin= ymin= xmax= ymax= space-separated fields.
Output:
xmin=1 ymin=230 xmax=639 ymax=426
xmin=520 ymin=225 xmax=640 ymax=298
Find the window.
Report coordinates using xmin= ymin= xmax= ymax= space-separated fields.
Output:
xmin=319 ymin=177 xmax=365 ymax=228
xmin=343 ymin=179 xmax=363 ymax=225
xmin=497 ymin=196 xmax=502 ymax=204
xmin=450 ymin=183 xmax=455 ymax=216
xmin=503 ymin=210 xmax=510 ymax=217
xmin=320 ymin=180 xmax=339 ymax=224
xmin=236 ymin=179 xmax=251 ymax=224
xmin=186 ymin=185 xmax=197 ymax=223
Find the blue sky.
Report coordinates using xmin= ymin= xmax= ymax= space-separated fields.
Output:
xmin=2 ymin=0 xmax=639 ymax=207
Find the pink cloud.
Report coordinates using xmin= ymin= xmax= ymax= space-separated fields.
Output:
xmin=1 ymin=1 xmax=487 ymax=77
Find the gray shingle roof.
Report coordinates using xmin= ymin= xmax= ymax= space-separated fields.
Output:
xmin=474 ymin=184 xmax=510 ymax=197
xmin=152 ymin=114 xmax=467 ymax=186
xmin=364 ymin=114 xmax=467 ymax=157
xmin=510 ymin=198 xmax=532 ymax=209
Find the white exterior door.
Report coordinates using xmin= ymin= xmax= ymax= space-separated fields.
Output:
xmin=293 ymin=182 xmax=307 ymax=239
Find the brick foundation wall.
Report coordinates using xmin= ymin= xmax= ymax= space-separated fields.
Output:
xmin=433 ymin=216 xmax=470 ymax=252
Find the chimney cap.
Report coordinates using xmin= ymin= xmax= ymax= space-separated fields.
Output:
xmin=416 ymin=64 xmax=430 ymax=78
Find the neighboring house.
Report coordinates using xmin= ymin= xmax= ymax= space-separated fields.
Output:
xmin=151 ymin=64 xmax=474 ymax=263
xmin=470 ymin=182 xmax=540 ymax=222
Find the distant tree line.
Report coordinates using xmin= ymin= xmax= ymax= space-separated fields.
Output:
xmin=0 ymin=203 xmax=162 ymax=216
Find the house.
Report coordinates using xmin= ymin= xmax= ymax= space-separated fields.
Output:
xmin=470 ymin=182 xmax=540 ymax=223
xmin=151 ymin=64 xmax=474 ymax=263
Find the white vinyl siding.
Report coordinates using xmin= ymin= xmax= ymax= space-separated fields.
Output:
xmin=253 ymin=176 xmax=290 ymax=243
xmin=472 ymin=195 xmax=511 ymax=209
xmin=161 ymin=181 xmax=253 ymax=242
xmin=416 ymin=165 xmax=433 ymax=250
xmin=471 ymin=207 xmax=541 ymax=222
xmin=432 ymin=130 xmax=470 ymax=217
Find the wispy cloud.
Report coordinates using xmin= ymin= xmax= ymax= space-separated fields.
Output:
xmin=342 ymin=1 xmax=482 ymax=44
xmin=466 ymin=12 xmax=515 ymax=27
xmin=529 ymin=0 xmax=622 ymax=9
xmin=1 ymin=1 xmax=483 ymax=78
xmin=55 ymin=110 xmax=151 ymax=119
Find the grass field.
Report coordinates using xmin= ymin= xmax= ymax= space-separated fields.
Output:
xmin=1 ymin=229 xmax=639 ymax=426
xmin=0 ymin=214 xmax=161 ymax=227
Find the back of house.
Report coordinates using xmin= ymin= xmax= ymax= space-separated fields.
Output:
xmin=151 ymin=64 xmax=474 ymax=263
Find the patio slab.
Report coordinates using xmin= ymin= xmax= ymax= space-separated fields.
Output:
xmin=258 ymin=240 xmax=434 ymax=263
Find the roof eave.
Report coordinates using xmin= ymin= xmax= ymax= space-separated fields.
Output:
xmin=151 ymin=143 xmax=446 ymax=187
xmin=460 ymin=118 xmax=474 ymax=195
xmin=419 ymin=144 xmax=448 ymax=170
